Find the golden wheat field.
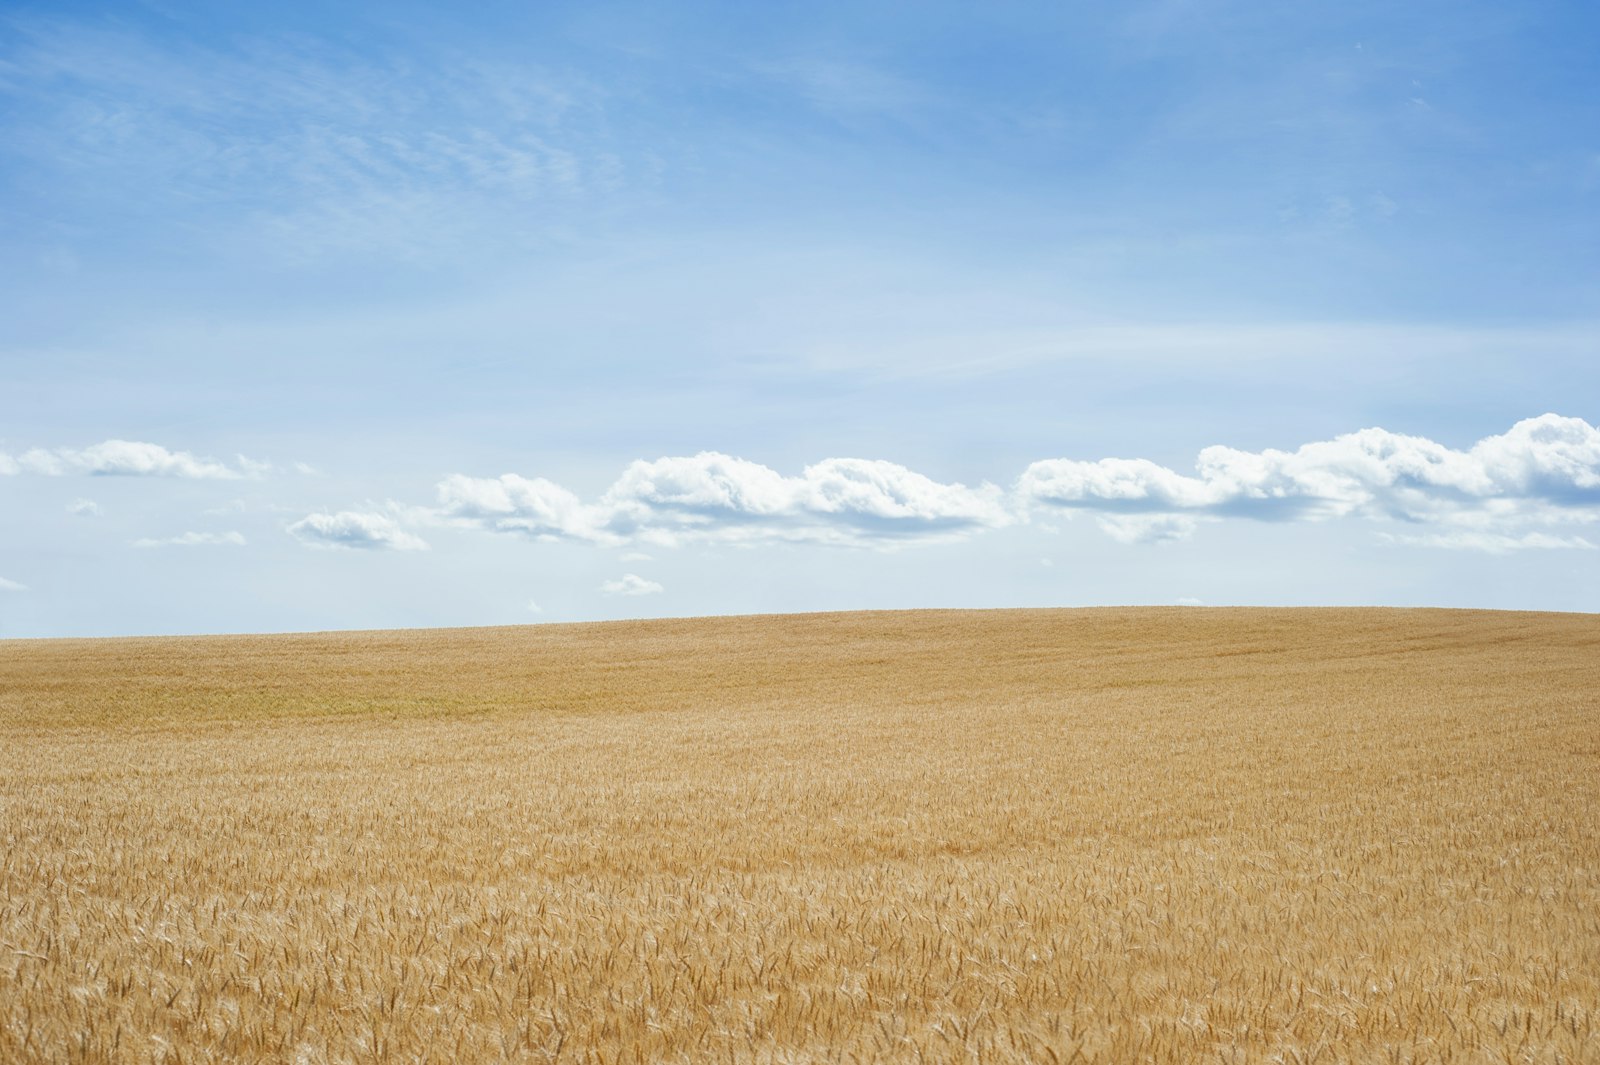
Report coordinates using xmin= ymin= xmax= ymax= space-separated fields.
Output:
xmin=1 ymin=607 xmax=1597 ymax=1064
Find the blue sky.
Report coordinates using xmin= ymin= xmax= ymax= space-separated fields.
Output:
xmin=2 ymin=0 xmax=1597 ymax=637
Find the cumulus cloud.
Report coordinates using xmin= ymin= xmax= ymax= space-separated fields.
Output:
xmin=440 ymin=452 xmax=1011 ymax=548
xmin=0 ymin=576 xmax=27 ymax=592
xmin=600 ymin=573 xmax=664 ymax=596
xmin=132 ymin=530 xmax=247 ymax=548
xmin=4 ymin=440 xmax=261 ymax=479
xmin=436 ymin=473 xmax=600 ymax=542
xmin=287 ymin=511 xmax=428 ymax=551
xmin=311 ymin=415 xmax=1600 ymax=557
xmin=67 ymin=498 xmax=101 ymax=517
xmin=1020 ymin=414 xmax=1600 ymax=543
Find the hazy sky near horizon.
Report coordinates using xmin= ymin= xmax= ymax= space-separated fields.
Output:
xmin=2 ymin=0 xmax=1598 ymax=637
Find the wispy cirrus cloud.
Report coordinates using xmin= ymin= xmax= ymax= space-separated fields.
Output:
xmin=1 ymin=15 xmax=630 ymax=259
xmin=1 ymin=440 xmax=263 ymax=479
xmin=751 ymin=56 xmax=928 ymax=117
xmin=0 ymin=576 xmax=28 ymax=592
xmin=132 ymin=531 xmax=247 ymax=548
xmin=1379 ymin=531 xmax=1596 ymax=553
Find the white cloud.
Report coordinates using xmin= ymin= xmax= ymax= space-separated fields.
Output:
xmin=1176 ymin=597 xmax=1205 ymax=606
xmin=10 ymin=440 xmax=258 ymax=479
xmin=620 ymin=551 xmax=654 ymax=562
xmin=442 ymin=452 xmax=1011 ymax=548
xmin=527 ymin=599 xmax=544 ymax=613
xmin=132 ymin=531 xmax=247 ymax=548
xmin=0 ymin=576 xmax=27 ymax=592
xmin=436 ymin=473 xmax=602 ymax=542
xmin=0 ymin=453 xmax=17 ymax=475
xmin=1020 ymin=414 xmax=1600 ymax=540
xmin=600 ymin=573 xmax=664 ymax=597
xmin=312 ymin=416 xmax=1600 ymax=557
xmin=287 ymin=511 xmax=428 ymax=551
xmin=67 ymin=498 xmax=101 ymax=517
xmin=1096 ymin=513 xmax=1199 ymax=544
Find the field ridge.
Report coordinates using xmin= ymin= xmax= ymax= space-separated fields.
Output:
xmin=2 ymin=607 xmax=1596 ymax=1062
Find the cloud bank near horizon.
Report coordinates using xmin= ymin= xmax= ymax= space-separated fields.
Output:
xmin=13 ymin=418 xmax=1595 ymax=557
xmin=408 ymin=414 xmax=1600 ymax=551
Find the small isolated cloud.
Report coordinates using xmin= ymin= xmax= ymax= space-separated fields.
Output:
xmin=67 ymin=498 xmax=101 ymax=517
xmin=132 ymin=531 xmax=247 ymax=548
xmin=11 ymin=440 xmax=261 ymax=479
xmin=1176 ymin=597 xmax=1205 ymax=606
xmin=1379 ymin=531 xmax=1596 ymax=554
xmin=288 ymin=511 xmax=429 ymax=551
xmin=600 ymin=573 xmax=664 ymax=597
xmin=527 ymin=599 xmax=544 ymax=613
xmin=620 ymin=551 xmax=653 ymax=562
xmin=1097 ymin=513 xmax=1199 ymax=544
xmin=0 ymin=576 xmax=27 ymax=592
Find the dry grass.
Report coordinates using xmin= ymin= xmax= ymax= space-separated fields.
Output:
xmin=1 ymin=607 xmax=1597 ymax=1063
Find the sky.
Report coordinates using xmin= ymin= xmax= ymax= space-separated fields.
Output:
xmin=2 ymin=0 xmax=1598 ymax=637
